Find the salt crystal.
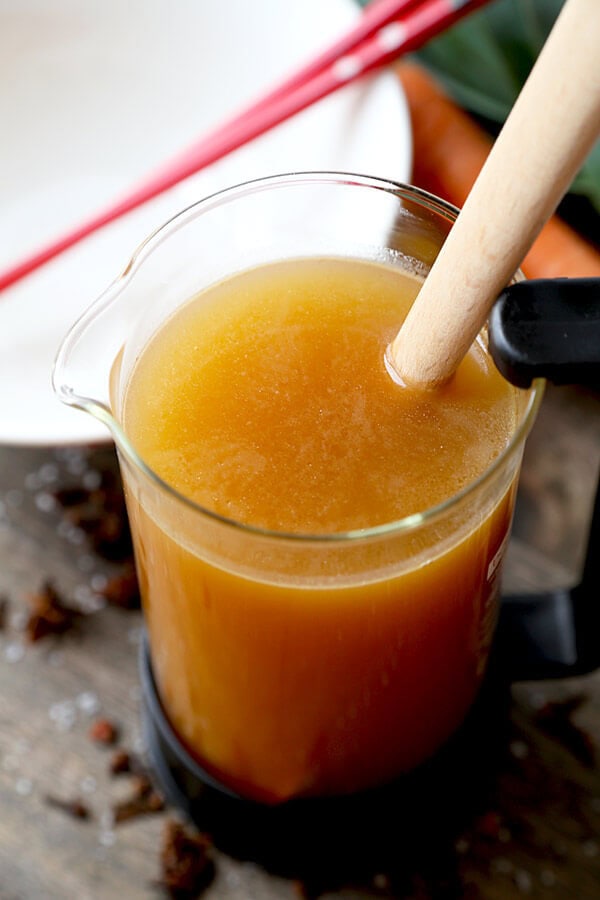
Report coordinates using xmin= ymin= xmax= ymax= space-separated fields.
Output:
xmin=540 ymin=869 xmax=557 ymax=888
xmin=82 ymin=469 xmax=102 ymax=491
xmin=2 ymin=755 xmax=18 ymax=772
xmin=66 ymin=526 xmax=85 ymax=546
xmin=80 ymin=775 xmax=98 ymax=794
xmin=74 ymin=584 xmax=95 ymax=604
xmin=10 ymin=609 xmax=28 ymax=631
xmin=66 ymin=456 xmax=86 ymax=476
xmin=48 ymin=699 xmax=77 ymax=730
xmin=127 ymin=626 xmax=142 ymax=646
xmin=49 ymin=699 xmax=74 ymax=720
xmin=15 ymin=777 xmax=33 ymax=797
xmin=509 ymin=740 xmax=529 ymax=760
xmin=582 ymin=839 xmax=599 ymax=858
xmin=79 ymin=594 xmax=106 ymax=614
xmin=4 ymin=642 xmax=25 ymax=663
xmin=90 ymin=573 xmax=108 ymax=592
xmin=99 ymin=809 xmax=115 ymax=832
xmin=76 ymin=691 xmax=100 ymax=716
xmin=98 ymin=829 xmax=116 ymax=848
xmin=24 ymin=472 xmax=42 ymax=491
xmin=223 ymin=869 xmax=243 ymax=889
xmin=34 ymin=491 xmax=57 ymax=513
xmin=528 ymin=690 xmax=547 ymax=710
xmin=492 ymin=857 xmax=513 ymax=875
xmin=38 ymin=463 xmax=59 ymax=484
xmin=132 ymin=734 xmax=147 ymax=755
xmin=77 ymin=555 xmax=95 ymax=573
xmin=514 ymin=869 xmax=533 ymax=894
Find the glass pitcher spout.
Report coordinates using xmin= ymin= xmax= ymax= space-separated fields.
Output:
xmin=52 ymin=188 xmax=223 ymax=447
xmin=53 ymin=271 xmax=132 ymax=438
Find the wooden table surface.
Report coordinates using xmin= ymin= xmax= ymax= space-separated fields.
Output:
xmin=1 ymin=382 xmax=599 ymax=899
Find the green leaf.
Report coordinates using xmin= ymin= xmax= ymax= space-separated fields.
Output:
xmin=415 ymin=0 xmax=563 ymax=122
xmin=355 ymin=0 xmax=599 ymax=212
xmin=410 ymin=0 xmax=599 ymax=212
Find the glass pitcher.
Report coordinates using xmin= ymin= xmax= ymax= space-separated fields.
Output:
xmin=53 ymin=172 xmax=544 ymax=804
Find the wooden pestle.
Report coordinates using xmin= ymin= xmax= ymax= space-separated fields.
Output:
xmin=389 ymin=0 xmax=600 ymax=388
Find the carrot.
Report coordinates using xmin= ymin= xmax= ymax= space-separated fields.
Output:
xmin=396 ymin=61 xmax=600 ymax=279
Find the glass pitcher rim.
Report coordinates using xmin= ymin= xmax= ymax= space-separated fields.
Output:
xmin=53 ymin=171 xmax=545 ymax=544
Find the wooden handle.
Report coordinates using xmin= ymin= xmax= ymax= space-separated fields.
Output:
xmin=389 ymin=0 xmax=600 ymax=387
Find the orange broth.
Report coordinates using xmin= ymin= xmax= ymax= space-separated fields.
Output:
xmin=122 ymin=257 xmax=520 ymax=802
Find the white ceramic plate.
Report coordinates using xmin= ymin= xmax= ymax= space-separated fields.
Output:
xmin=0 ymin=0 xmax=411 ymax=446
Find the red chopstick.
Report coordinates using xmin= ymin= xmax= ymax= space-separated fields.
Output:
xmin=0 ymin=0 xmax=490 ymax=293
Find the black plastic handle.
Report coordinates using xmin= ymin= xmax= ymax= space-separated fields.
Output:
xmin=489 ymin=277 xmax=600 ymax=388
xmin=496 ymin=478 xmax=600 ymax=681
xmin=489 ymin=277 xmax=600 ymax=680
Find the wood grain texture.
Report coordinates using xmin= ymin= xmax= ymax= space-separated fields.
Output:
xmin=0 ymin=383 xmax=599 ymax=898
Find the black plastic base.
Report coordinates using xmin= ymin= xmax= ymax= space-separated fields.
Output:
xmin=139 ymin=633 xmax=240 ymax=811
xmin=139 ymin=633 xmax=513 ymax=877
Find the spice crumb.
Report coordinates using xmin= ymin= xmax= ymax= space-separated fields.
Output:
xmin=113 ymin=775 xmax=164 ymax=824
xmin=109 ymin=749 xmax=143 ymax=776
xmin=24 ymin=581 xmax=80 ymax=643
xmin=45 ymin=794 xmax=91 ymax=821
xmin=159 ymin=819 xmax=215 ymax=898
xmin=89 ymin=718 xmax=120 ymax=745
xmin=535 ymin=694 xmax=596 ymax=767
xmin=0 ymin=594 xmax=9 ymax=630
xmin=100 ymin=564 xmax=140 ymax=610
xmin=475 ymin=810 xmax=502 ymax=839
